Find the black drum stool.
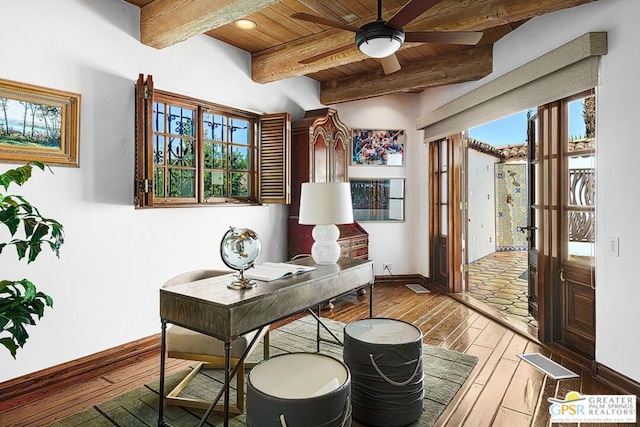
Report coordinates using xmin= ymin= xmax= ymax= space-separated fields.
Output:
xmin=343 ymin=318 xmax=424 ymax=426
xmin=247 ymin=352 xmax=352 ymax=427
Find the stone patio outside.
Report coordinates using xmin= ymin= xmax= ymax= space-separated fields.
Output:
xmin=467 ymin=251 xmax=538 ymax=327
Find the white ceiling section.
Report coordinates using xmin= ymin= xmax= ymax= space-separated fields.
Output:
xmin=418 ymin=32 xmax=608 ymax=142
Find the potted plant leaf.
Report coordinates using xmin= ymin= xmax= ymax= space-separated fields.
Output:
xmin=0 ymin=162 xmax=64 ymax=358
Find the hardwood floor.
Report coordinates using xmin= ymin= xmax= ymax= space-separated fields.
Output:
xmin=0 ymin=282 xmax=634 ymax=426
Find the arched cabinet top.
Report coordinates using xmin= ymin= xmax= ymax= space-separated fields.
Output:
xmin=292 ymin=108 xmax=351 ymax=143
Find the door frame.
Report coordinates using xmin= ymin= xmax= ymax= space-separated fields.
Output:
xmin=526 ymin=110 xmax=541 ymax=326
xmin=428 ymin=134 xmax=465 ymax=292
xmin=428 ymin=91 xmax=596 ymax=358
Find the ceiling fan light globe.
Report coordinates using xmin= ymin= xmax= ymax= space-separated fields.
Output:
xmin=358 ymin=37 xmax=402 ymax=58
xmin=356 ymin=22 xmax=405 ymax=59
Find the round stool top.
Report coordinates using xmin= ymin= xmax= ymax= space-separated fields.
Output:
xmin=249 ymin=353 xmax=348 ymax=399
xmin=345 ymin=318 xmax=422 ymax=344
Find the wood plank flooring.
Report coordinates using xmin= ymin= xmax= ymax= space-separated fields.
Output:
xmin=0 ymin=282 xmax=633 ymax=426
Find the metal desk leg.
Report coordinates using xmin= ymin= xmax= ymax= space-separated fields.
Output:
xmin=308 ymin=308 xmax=343 ymax=349
xmin=158 ymin=320 xmax=169 ymax=427
xmin=197 ymin=341 xmax=232 ymax=427
xmin=224 ymin=341 xmax=230 ymax=427
xmin=196 ymin=328 xmax=265 ymax=427
xmin=317 ymin=304 xmax=321 ymax=352
xmin=369 ymin=282 xmax=374 ymax=317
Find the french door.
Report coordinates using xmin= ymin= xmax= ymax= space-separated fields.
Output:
xmin=429 ymin=134 xmax=465 ymax=292
xmin=539 ymin=90 xmax=596 ymax=358
xmin=561 ymin=93 xmax=596 ymax=358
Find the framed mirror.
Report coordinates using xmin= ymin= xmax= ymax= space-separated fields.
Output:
xmin=350 ymin=178 xmax=405 ymax=222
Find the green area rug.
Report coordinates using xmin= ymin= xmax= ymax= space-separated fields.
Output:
xmin=53 ymin=316 xmax=477 ymax=427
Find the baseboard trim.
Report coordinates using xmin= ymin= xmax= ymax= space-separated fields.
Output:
xmin=375 ymin=273 xmax=428 ymax=286
xmin=595 ymin=362 xmax=640 ymax=398
xmin=0 ymin=334 xmax=161 ymax=411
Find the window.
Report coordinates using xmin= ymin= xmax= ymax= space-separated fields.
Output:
xmin=135 ymin=74 xmax=290 ymax=207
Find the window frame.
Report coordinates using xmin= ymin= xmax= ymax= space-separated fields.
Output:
xmin=135 ymin=74 xmax=290 ymax=208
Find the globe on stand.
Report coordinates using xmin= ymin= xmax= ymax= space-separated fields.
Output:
xmin=220 ymin=226 xmax=262 ymax=290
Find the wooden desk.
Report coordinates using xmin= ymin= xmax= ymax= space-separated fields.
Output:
xmin=158 ymin=257 xmax=375 ymax=427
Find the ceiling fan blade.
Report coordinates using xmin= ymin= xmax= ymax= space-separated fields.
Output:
xmin=298 ymin=45 xmax=353 ymax=65
xmin=404 ymin=31 xmax=483 ymax=45
xmin=380 ymin=54 xmax=401 ymax=74
xmin=290 ymin=12 xmax=359 ymax=33
xmin=385 ymin=0 xmax=444 ymax=30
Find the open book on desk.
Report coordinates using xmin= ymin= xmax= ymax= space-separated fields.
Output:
xmin=244 ymin=262 xmax=316 ymax=282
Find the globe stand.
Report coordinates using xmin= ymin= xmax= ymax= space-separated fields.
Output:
xmin=227 ymin=268 xmax=257 ymax=290
xmin=220 ymin=226 xmax=262 ymax=291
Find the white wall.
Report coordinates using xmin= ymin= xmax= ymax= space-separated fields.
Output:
xmin=468 ymin=150 xmax=498 ymax=262
xmin=0 ymin=0 xmax=323 ymax=382
xmin=417 ymin=0 xmax=640 ymax=383
xmin=331 ymin=95 xmax=428 ymax=277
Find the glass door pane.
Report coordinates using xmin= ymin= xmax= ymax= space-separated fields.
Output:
xmin=566 ymin=95 xmax=595 ymax=265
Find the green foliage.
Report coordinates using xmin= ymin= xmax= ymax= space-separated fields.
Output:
xmin=0 ymin=279 xmax=53 ymax=358
xmin=0 ymin=162 xmax=63 ymax=358
xmin=583 ymin=95 xmax=596 ymax=138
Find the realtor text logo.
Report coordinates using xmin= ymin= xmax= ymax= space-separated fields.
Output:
xmin=549 ymin=391 xmax=636 ymax=423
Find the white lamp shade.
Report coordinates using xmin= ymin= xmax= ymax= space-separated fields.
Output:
xmin=298 ymin=182 xmax=354 ymax=225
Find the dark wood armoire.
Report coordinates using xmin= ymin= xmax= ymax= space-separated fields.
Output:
xmin=287 ymin=108 xmax=368 ymax=261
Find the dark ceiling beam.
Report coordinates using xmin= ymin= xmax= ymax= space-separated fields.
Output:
xmin=320 ymin=45 xmax=494 ymax=104
xmin=140 ymin=0 xmax=280 ymax=49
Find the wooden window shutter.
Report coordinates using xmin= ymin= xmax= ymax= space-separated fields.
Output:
xmin=258 ymin=113 xmax=291 ymax=204
xmin=134 ymin=74 xmax=154 ymax=208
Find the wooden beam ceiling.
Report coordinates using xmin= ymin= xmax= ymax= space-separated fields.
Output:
xmin=131 ymin=0 xmax=599 ymax=104
xmin=140 ymin=0 xmax=280 ymax=49
xmin=251 ymin=0 xmax=597 ymax=84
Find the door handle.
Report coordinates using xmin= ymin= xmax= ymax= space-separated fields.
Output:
xmin=560 ymin=268 xmax=566 ymax=282
xmin=517 ymin=226 xmax=537 ymax=233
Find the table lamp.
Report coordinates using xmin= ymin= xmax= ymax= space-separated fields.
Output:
xmin=298 ymin=182 xmax=354 ymax=265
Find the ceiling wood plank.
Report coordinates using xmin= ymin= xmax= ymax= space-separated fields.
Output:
xmin=140 ymin=0 xmax=280 ymax=49
xmin=297 ymin=0 xmax=358 ymax=22
xmin=405 ymin=0 xmax=598 ymax=32
xmin=320 ymin=45 xmax=493 ymax=104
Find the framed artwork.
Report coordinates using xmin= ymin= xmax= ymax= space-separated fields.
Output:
xmin=350 ymin=178 xmax=405 ymax=222
xmin=352 ymin=129 xmax=405 ymax=166
xmin=0 ymin=78 xmax=80 ymax=166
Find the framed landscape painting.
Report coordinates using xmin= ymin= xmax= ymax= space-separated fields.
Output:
xmin=352 ymin=129 xmax=405 ymax=166
xmin=0 ymin=78 xmax=80 ymax=166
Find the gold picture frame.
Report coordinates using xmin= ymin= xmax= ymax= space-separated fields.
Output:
xmin=0 ymin=78 xmax=80 ymax=167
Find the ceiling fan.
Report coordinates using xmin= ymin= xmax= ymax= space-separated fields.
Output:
xmin=291 ymin=0 xmax=483 ymax=74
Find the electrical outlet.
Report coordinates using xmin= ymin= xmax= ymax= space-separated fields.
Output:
xmin=382 ymin=263 xmax=393 ymax=274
